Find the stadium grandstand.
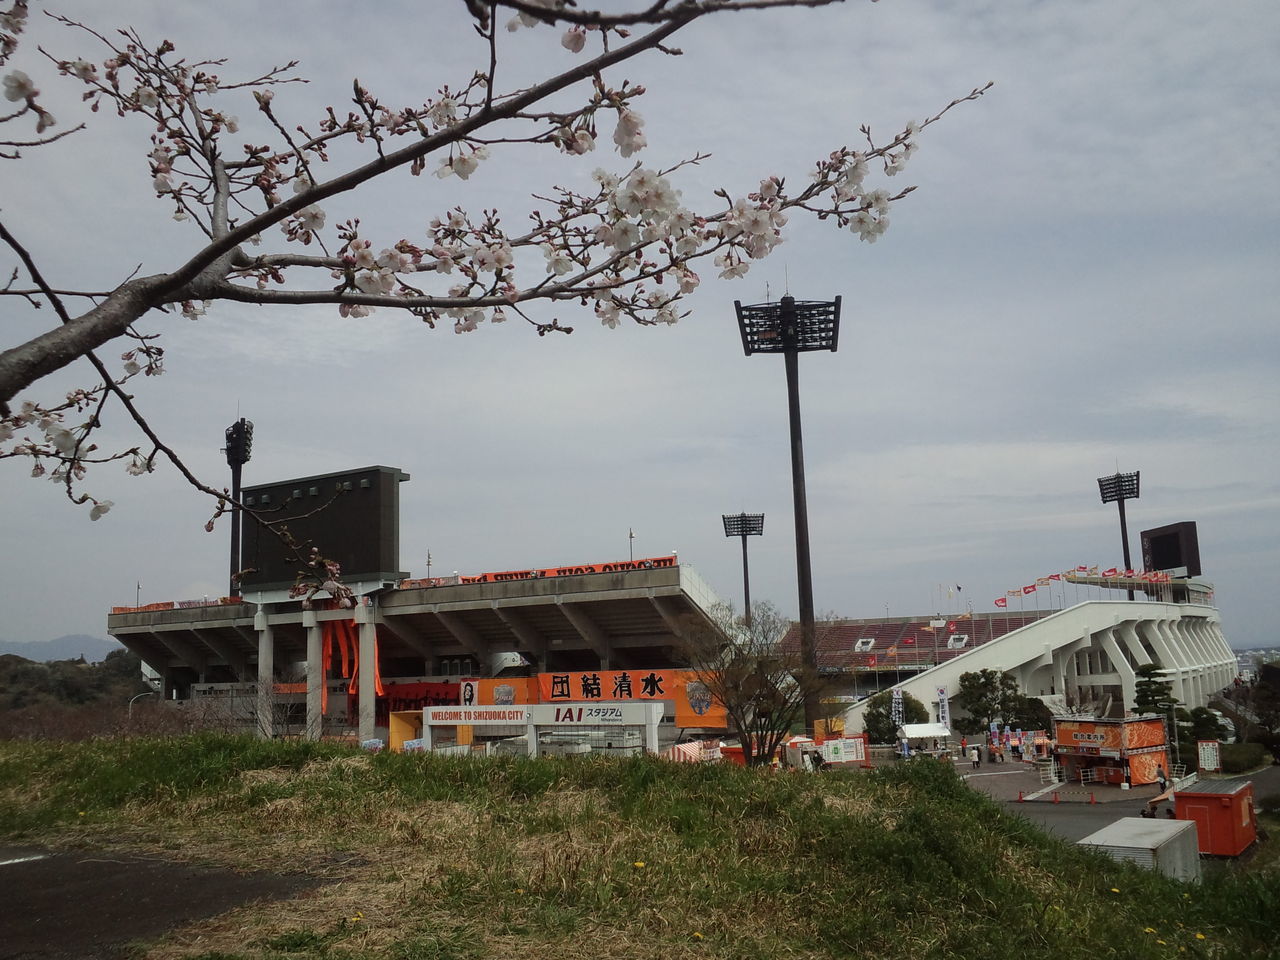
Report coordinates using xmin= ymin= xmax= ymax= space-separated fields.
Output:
xmin=793 ymin=579 xmax=1235 ymax=735
xmin=106 ymin=463 xmax=1236 ymax=746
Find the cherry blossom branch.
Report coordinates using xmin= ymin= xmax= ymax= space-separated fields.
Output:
xmin=153 ymin=15 xmax=695 ymax=300
xmin=490 ymin=0 xmax=845 ymax=28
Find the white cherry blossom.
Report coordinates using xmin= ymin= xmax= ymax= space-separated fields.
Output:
xmin=562 ymin=28 xmax=587 ymax=53
xmin=3 ymin=70 xmax=35 ymax=102
xmin=612 ymin=108 xmax=646 ymax=157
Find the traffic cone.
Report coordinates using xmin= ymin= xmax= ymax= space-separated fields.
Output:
xmin=1017 ymin=790 xmax=1024 ymax=803
xmin=1089 ymin=792 xmax=1097 ymax=805
xmin=1052 ymin=791 xmax=1060 ymax=804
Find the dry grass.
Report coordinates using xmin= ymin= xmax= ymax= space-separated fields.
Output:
xmin=3 ymin=737 xmax=1275 ymax=960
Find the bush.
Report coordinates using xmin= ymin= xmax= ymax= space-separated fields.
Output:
xmin=1220 ymin=742 xmax=1266 ymax=773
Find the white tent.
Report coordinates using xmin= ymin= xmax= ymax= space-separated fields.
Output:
xmin=898 ymin=723 xmax=952 ymax=740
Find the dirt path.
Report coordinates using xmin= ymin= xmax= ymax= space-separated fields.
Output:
xmin=0 ymin=845 xmax=319 ymax=959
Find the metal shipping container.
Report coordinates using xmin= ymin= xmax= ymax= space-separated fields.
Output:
xmin=1077 ymin=817 xmax=1200 ymax=882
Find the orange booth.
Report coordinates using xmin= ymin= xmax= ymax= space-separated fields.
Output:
xmin=1174 ymin=779 xmax=1258 ymax=857
xmin=1052 ymin=715 xmax=1168 ymax=785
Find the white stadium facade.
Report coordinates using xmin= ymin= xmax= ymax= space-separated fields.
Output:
xmin=827 ymin=582 xmax=1235 ymax=734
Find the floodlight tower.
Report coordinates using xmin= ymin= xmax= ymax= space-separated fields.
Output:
xmin=722 ymin=512 xmax=765 ymax=627
xmin=224 ymin=418 xmax=254 ymax=595
xmin=735 ymin=294 xmax=841 ymax=735
xmin=1097 ymin=470 xmax=1139 ymax=601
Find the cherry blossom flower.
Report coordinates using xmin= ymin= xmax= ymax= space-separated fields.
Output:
xmin=354 ymin=269 xmax=396 ymax=295
xmin=542 ymin=244 xmax=574 ymax=275
xmin=715 ymin=251 xmax=749 ymax=280
xmin=592 ymin=168 xmax=620 ymax=191
xmin=89 ymin=500 xmax=113 ymax=521
xmin=562 ymin=28 xmax=587 ymax=53
xmin=429 ymin=245 xmax=457 ymax=273
xmin=0 ymin=4 xmax=28 ymax=34
xmin=564 ymin=128 xmax=595 ymax=154
xmin=427 ymin=96 xmax=457 ymax=126
xmin=471 ymin=243 xmax=513 ymax=272
xmin=3 ymin=69 xmax=35 ymax=101
xmin=46 ymin=425 xmax=78 ymax=456
xmin=613 ymin=109 xmax=646 ymax=157
xmin=597 ymin=300 xmax=621 ymax=328
xmin=297 ymin=205 xmax=326 ymax=232
xmin=134 ymin=85 xmax=159 ymax=109
xmin=69 ymin=60 xmax=96 ymax=82
xmin=349 ymin=238 xmax=378 ymax=270
xmin=376 ymin=247 xmax=412 ymax=272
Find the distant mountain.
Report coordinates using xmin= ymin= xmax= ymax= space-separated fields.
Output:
xmin=0 ymin=635 xmax=123 ymax=663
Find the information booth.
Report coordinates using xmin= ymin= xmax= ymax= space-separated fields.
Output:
xmin=1052 ymin=715 xmax=1168 ymax=785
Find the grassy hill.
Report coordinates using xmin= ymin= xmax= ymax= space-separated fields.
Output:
xmin=0 ymin=735 xmax=1275 ymax=959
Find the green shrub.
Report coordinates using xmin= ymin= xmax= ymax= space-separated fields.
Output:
xmin=1220 ymin=741 xmax=1266 ymax=773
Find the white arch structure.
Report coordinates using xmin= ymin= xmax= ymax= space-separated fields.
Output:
xmin=841 ymin=600 xmax=1235 ymax=734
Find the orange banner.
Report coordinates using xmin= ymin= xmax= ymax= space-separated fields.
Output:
xmin=460 ymin=677 xmax=541 ymax=708
xmin=1121 ymin=718 xmax=1166 ymax=749
xmin=528 ymin=670 xmax=725 ymax=728
xmin=1055 ymin=719 xmax=1123 ymax=751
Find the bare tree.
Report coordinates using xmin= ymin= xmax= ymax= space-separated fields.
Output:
xmin=677 ymin=600 xmax=839 ymax=766
xmin=0 ymin=1 xmax=986 ymax=592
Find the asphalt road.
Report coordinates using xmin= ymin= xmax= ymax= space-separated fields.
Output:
xmin=0 ymin=846 xmax=316 ymax=960
xmin=963 ymin=758 xmax=1280 ymax=843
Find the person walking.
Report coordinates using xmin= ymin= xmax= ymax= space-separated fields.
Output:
xmin=970 ymin=746 xmax=980 ymax=770
xmin=1156 ymin=764 xmax=1168 ymax=792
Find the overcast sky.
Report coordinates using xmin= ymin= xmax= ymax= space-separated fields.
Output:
xmin=3 ymin=1 xmax=1277 ymax=652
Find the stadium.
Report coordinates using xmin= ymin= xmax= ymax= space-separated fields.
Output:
xmin=106 ymin=465 xmax=1235 ymax=746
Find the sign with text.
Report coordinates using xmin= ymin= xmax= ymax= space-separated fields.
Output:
xmin=529 ymin=702 xmax=661 ymax=726
xmin=425 ymin=706 xmax=530 ymax=726
xmin=458 ymin=556 xmax=677 ymax=584
xmin=535 ymin=670 xmax=725 ymax=729
xmin=1198 ymin=739 xmax=1221 ymax=772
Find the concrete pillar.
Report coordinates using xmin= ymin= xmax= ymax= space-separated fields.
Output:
xmin=357 ymin=606 xmax=376 ymax=743
xmin=304 ymin=610 xmax=323 ymax=741
xmin=255 ymin=608 xmax=274 ymax=740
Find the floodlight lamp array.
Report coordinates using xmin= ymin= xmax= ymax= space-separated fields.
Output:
xmin=1097 ymin=471 xmax=1140 ymax=504
xmin=722 ymin=513 xmax=765 ymax=538
xmin=735 ymin=295 xmax=841 ymax=356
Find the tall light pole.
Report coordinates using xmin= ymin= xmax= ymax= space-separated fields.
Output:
xmin=722 ymin=513 xmax=764 ymax=627
xmin=224 ymin=418 xmax=254 ymax=596
xmin=736 ymin=294 xmax=841 ymax=735
xmin=1097 ymin=470 xmax=1139 ymax=601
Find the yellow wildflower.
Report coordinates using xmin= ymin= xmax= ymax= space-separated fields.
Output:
xmin=633 ymin=861 xmax=646 ymax=868
xmin=1195 ymin=933 xmax=1206 ymax=940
